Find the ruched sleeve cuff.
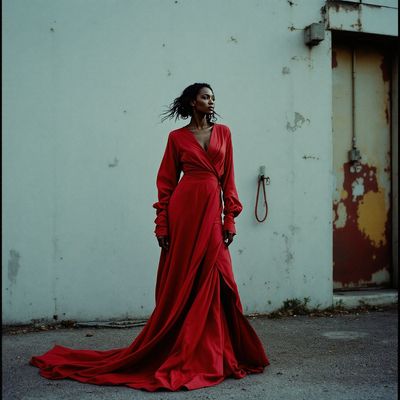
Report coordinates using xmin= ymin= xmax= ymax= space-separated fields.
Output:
xmin=223 ymin=214 xmax=237 ymax=235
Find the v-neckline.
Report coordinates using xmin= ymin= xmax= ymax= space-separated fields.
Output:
xmin=183 ymin=123 xmax=216 ymax=154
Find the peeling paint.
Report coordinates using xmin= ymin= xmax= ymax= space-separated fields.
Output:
xmin=351 ymin=177 xmax=365 ymax=201
xmin=370 ymin=267 xmax=391 ymax=285
xmin=334 ymin=202 xmax=347 ymax=229
xmin=333 ymin=162 xmax=391 ymax=287
xmin=357 ymin=189 xmax=387 ymax=247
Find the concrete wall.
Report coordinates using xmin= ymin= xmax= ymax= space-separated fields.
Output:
xmin=2 ymin=0 xmax=397 ymax=324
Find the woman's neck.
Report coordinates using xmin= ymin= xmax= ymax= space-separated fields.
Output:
xmin=188 ymin=113 xmax=212 ymax=130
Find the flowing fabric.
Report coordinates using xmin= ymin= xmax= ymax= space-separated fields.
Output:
xmin=29 ymin=123 xmax=270 ymax=391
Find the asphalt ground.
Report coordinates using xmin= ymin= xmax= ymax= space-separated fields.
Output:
xmin=2 ymin=307 xmax=398 ymax=400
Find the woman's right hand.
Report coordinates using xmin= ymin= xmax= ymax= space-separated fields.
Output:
xmin=157 ymin=236 xmax=170 ymax=251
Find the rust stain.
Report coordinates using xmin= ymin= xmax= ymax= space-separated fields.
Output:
xmin=333 ymin=162 xmax=391 ymax=287
xmin=385 ymin=105 xmax=390 ymax=125
xmin=379 ymin=53 xmax=391 ymax=82
xmin=332 ymin=50 xmax=338 ymax=68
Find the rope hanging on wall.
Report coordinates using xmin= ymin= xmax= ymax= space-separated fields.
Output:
xmin=255 ymin=168 xmax=270 ymax=223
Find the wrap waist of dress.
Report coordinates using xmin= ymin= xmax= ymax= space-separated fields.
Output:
xmin=181 ymin=170 xmax=222 ymax=188
xmin=180 ymin=170 xmax=223 ymax=224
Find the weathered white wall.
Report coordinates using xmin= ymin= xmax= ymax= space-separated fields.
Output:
xmin=326 ymin=0 xmax=398 ymax=36
xmin=3 ymin=0 xmax=397 ymax=324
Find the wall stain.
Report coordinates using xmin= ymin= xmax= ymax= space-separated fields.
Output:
xmin=227 ymin=36 xmax=238 ymax=44
xmin=302 ymin=155 xmax=320 ymax=160
xmin=282 ymin=66 xmax=290 ymax=74
xmin=282 ymin=233 xmax=294 ymax=264
xmin=108 ymin=157 xmax=119 ymax=168
xmin=330 ymin=1 xmax=359 ymax=12
xmin=286 ymin=112 xmax=310 ymax=132
xmin=8 ymin=250 xmax=21 ymax=285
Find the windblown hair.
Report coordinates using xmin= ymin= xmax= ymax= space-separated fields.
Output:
xmin=160 ymin=83 xmax=218 ymax=123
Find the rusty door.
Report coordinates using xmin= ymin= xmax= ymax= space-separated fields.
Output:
xmin=332 ymin=41 xmax=392 ymax=290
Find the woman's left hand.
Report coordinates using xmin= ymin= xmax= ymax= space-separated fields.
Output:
xmin=223 ymin=230 xmax=235 ymax=247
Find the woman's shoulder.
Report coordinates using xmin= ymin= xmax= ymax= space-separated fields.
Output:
xmin=215 ymin=123 xmax=232 ymax=137
xmin=167 ymin=127 xmax=185 ymax=139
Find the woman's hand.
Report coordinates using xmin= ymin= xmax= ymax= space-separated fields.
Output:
xmin=223 ymin=230 xmax=235 ymax=247
xmin=157 ymin=236 xmax=170 ymax=251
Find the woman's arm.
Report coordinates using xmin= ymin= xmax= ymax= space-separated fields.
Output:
xmin=221 ymin=127 xmax=243 ymax=235
xmin=152 ymin=133 xmax=181 ymax=237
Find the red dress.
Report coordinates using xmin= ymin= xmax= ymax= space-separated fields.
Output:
xmin=30 ymin=123 xmax=270 ymax=391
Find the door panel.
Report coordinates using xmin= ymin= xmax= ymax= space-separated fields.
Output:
xmin=332 ymin=42 xmax=392 ymax=290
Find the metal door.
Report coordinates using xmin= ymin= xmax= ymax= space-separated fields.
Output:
xmin=332 ymin=40 xmax=392 ymax=290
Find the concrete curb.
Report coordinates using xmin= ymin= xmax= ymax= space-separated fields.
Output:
xmin=333 ymin=288 xmax=398 ymax=308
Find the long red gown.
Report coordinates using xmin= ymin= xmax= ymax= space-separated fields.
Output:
xmin=29 ymin=123 xmax=270 ymax=391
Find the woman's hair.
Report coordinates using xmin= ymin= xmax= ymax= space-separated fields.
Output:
xmin=160 ymin=83 xmax=218 ymax=123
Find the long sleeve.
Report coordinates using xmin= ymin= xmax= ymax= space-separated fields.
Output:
xmin=152 ymin=133 xmax=181 ymax=237
xmin=221 ymin=128 xmax=243 ymax=235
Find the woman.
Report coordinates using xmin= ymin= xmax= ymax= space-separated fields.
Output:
xmin=30 ymin=83 xmax=270 ymax=391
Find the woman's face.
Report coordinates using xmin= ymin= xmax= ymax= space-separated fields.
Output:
xmin=191 ymin=87 xmax=215 ymax=115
